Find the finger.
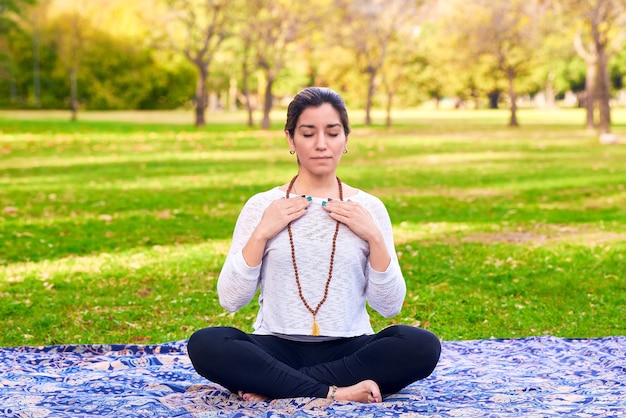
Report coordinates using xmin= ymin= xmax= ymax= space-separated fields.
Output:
xmin=322 ymin=200 xmax=344 ymax=213
xmin=290 ymin=208 xmax=308 ymax=220
xmin=326 ymin=210 xmax=351 ymax=227
xmin=325 ymin=204 xmax=352 ymax=219
xmin=287 ymin=200 xmax=311 ymax=220
xmin=326 ymin=198 xmax=357 ymax=210
xmin=291 ymin=198 xmax=311 ymax=214
xmin=278 ymin=196 xmax=310 ymax=213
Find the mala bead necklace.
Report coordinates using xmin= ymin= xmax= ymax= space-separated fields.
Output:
xmin=286 ymin=174 xmax=343 ymax=336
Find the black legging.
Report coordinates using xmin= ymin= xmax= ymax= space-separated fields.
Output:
xmin=187 ymin=325 xmax=441 ymax=399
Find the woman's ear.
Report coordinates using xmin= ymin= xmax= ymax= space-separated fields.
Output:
xmin=286 ymin=130 xmax=295 ymax=153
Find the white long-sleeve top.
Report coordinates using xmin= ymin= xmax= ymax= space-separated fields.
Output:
xmin=217 ymin=187 xmax=406 ymax=339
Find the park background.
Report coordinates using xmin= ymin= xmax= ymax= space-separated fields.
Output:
xmin=0 ymin=0 xmax=625 ymax=348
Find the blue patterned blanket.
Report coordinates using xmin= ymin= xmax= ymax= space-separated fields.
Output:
xmin=1 ymin=336 xmax=624 ymax=417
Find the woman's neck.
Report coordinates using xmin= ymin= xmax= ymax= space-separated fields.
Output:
xmin=291 ymin=173 xmax=341 ymax=199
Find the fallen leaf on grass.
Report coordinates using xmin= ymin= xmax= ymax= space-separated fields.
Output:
xmin=3 ymin=206 xmax=18 ymax=215
xmin=137 ymin=288 xmax=152 ymax=297
xmin=156 ymin=210 xmax=172 ymax=219
xmin=132 ymin=336 xmax=151 ymax=343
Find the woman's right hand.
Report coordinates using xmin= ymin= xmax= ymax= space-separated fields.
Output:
xmin=256 ymin=196 xmax=311 ymax=241
xmin=242 ymin=196 xmax=311 ymax=267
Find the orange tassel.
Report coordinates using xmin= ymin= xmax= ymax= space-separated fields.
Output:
xmin=311 ymin=317 xmax=320 ymax=336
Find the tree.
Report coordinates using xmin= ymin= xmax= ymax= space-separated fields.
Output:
xmin=378 ymin=4 xmax=430 ymax=127
xmin=232 ymin=14 xmax=256 ymax=126
xmin=526 ymin=5 xmax=580 ymax=109
xmin=47 ymin=0 xmax=126 ymax=119
xmin=239 ymin=0 xmax=324 ymax=129
xmin=380 ymin=25 xmax=425 ymax=126
xmin=53 ymin=5 xmax=90 ymax=120
xmin=334 ymin=0 xmax=423 ymax=125
xmin=156 ymin=0 xmax=233 ymax=126
xmin=559 ymin=0 xmax=626 ymax=134
xmin=0 ymin=0 xmax=35 ymax=103
xmin=439 ymin=0 xmax=546 ymax=126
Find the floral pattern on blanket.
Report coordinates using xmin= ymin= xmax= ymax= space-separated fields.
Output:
xmin=0 ymin=336 xmax=624 ymax=417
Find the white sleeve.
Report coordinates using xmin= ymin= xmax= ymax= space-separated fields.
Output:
xmin=216 ymin=195 xmax=267 ymax=312
xmin=364 ymin=196 xmax=406 ymax=318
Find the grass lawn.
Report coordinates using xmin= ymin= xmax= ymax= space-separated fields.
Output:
xmin=0 ymin=107 xmax=625 ymax=347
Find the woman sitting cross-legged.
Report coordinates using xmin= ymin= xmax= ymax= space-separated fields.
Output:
xmin=187 ymin=87 xmax=441 ymax=403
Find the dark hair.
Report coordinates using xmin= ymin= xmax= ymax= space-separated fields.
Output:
xmin=285 ymin=87 xmax=351 ymax=138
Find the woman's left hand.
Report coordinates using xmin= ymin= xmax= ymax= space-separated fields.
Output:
xmin=324 ymin=199 xmax=391 ymax=272
xmin=323 ymin=199 xmax=378 ymax=242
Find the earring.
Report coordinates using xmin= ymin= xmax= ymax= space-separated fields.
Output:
xmin=290 ymin=150 xmax=295 ymax=155
xmin=343 ymin=149 xmax=348 ymax=154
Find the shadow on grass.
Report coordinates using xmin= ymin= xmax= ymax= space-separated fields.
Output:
xmin=4 ymin=186 xmax=625 ymax=265
xmin=1 ymin=180 xmax=276 ymax=265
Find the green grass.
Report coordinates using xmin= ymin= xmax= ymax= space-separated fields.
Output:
xmin=1 ymin=108 xmax=625 ymax=346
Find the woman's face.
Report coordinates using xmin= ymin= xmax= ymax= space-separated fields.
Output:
xmin=287 ymin=103 xmax=348 ymax=176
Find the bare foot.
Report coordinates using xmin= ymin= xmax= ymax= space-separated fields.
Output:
xmin=238 ymin=390 xmax=270 ymax=402
xmin=330 ymin=380 xmax=381 ymax=403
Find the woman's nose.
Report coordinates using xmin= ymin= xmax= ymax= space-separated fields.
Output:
xmin=315 ymin=133 xmax=328 ymax=149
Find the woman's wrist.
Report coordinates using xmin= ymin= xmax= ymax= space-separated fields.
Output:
xmin=241 ymin=230 xmax=269 ymax=267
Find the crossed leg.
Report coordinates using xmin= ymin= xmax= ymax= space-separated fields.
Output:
xmin=187 ymin=325 xmax=440 ymax=402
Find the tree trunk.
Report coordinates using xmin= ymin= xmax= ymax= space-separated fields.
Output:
xmin=507 ymin=70 xmax=518 ymax=127
xmin=69 ymin=67 xmax=78 ymax=121
xmin=385 ymin=92 xmax=393 ymax=128
xmin=241 ymin=60 xmax=254 ymax=127
xmin=194 ymin=63 xmax=208 ymax=127
xmin=584 ymin=61 xmax=597 ymax=130
xmin=261 ymin=76 xmax=274 ymax=130
xmin=33 ymin=29 xmax=41 ymax=108
xmin=545 ymin=72 xmax=556 ymax=109
xmin=229 ymin=78 xmax=237 ymax=111
xmin=596 ymin=43 xmax=611 ymax=134
xmin=365 ymin=68 xmax=376 ymax=126
xmin=573 ymin=31 xmax=598 ymax=130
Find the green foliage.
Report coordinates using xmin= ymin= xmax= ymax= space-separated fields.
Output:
xmin=0 ymin=0 xmax=34 ymax=33
xmin=1 ymin=6 xmax=196 ymax=111
xmin=611 ymin=44 xmax=626 ymax=90
xmin=2 ymin=0 xmax=625 ymax=118
xmin=0 ymin=0 xmax=35 ymax=102
xmin=0 ymin=108 xmax=625 ymax=346
xmin=551 ymin=57 xmax=587 ymax=95
xmin=79 ymin=33 xmax=194 ymax=110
